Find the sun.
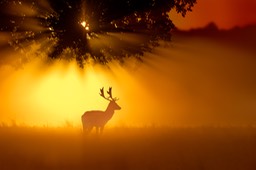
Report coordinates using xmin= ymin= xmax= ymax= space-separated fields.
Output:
xmin=80 ymin=21 xmax=90 ymax=31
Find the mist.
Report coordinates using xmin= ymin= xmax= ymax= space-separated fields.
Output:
xmin=0 ymin=32 xmax=256 ymax=127
xmin=138 ymin=35 xmax=256 ymax=126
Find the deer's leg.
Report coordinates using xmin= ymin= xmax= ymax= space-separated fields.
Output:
xmin=95 ymin=126 xmax=99 ymax=134
xmin=83 ymin=127 xmax=90 ymax=135
xmin=83 ymin=125 xmax=93 ymax=134
xmin=99 ymin=126 xmax=104 ymax=134
xmin=82 ymin=123 xmax=87 ymax=133
xmin=88 ymin=126 xmax=93 ymax=133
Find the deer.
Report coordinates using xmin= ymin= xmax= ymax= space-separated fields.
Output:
xmin=81 ymin=87 xmax=121 ymax=134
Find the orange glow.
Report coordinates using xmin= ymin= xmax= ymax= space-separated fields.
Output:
xmin=0 ymin=33 xmax=256 ymax=127
xmin=0 ymin=58 xmax=156 ymax=127
xmin=170 ymin=0 xmax=256 ymax=30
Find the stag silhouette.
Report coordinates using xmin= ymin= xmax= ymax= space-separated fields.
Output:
xmin=81 ymin=87 xmax=121 ymax=134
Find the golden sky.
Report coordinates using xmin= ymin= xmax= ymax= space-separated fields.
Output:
xmin=170 ymin=0 xmax=256 ymax=29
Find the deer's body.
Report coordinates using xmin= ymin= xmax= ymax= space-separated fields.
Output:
xmin=81 ymin=87 xmax=121 ymax=134
xmin=82 ymin=110 xmax=111 ymax=128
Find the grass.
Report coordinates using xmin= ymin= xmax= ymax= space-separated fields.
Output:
xmin=0 ymin=126 xmax=256 ymax=170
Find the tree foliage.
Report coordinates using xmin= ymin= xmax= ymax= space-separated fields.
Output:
xmin=0 ymin=0 xmax=196 ymax=67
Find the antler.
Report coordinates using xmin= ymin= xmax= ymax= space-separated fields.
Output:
xmin=107 ymin=87 xmax=112 ymax=99
xmin=100 ymin=87 xmax=118 ymax=101
xmin=99 ymin=87 xmax=109 ymax=101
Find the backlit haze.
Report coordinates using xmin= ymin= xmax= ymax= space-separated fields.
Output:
xmin=1 ymin=36 xmax=256 ymax=127
xmin=0 ymin=0 xmax=256 ymax=127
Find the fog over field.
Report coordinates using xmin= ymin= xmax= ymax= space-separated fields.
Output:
xmin=0 ymin=25 xmax=256 ymax=170
xmin=0 ymin=24 xmax=256 ymax=127
xmin=1 ymin=126 xmax=256 ymax=170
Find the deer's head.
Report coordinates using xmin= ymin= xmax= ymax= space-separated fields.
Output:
xmin=100 ymin=87 xmax=121 ymax=111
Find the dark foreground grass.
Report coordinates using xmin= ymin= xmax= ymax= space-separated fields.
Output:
xmin=0 ymin=126 xmax=256 ymax=170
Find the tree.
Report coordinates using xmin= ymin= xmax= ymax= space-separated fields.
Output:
xmin=0 ymin=0 xmax=196 ymax=67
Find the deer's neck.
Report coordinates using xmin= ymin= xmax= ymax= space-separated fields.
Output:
xmin=105 ymin=104 xmax=115 ymax=118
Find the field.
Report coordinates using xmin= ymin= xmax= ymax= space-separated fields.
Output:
xmin=0 ymin=126 xmax=256 ymax=170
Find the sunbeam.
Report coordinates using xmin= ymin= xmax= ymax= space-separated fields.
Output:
xmin=0 ymin=0 xmax=196 ymax=67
